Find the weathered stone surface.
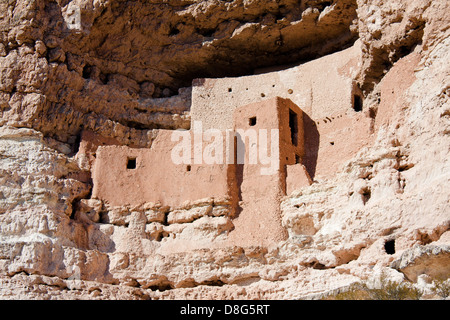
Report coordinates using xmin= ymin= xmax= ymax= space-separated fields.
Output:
xmin=0 ymin=0 xmax=448 ymax=300
xmin=391 ymin=245 xmax=450 ymax=282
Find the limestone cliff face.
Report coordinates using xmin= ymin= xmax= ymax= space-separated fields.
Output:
xmin=0 ymin=0 xmax=449 ymax=299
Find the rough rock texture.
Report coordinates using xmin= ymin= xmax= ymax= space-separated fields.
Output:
xmin=0 ymin=0 xmax=359 ymax=145
xmin=0 ymin=0 xmax=449 ymax=299
xmin=391 ymin=244 xmax=450 ymax=282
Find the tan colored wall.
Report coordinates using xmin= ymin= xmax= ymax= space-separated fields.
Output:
xmin=91 ymin=130 xmax=231 ymax=207
xmin=89 ymin=98 xmax=314 ymax=247
xmin=226 ymin=98 xmax=304 ymax=246
xmin=277 ymin=98 xmax=305 ymax=167
xmin=191 ymin=41 xmax=375 ymax=182
xmin=191 ymin=40 xmax=361 ymax=131
xmin=232 ymin=97 xmax=304 ymax=164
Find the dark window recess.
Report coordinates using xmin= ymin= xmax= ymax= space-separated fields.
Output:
xmin=186 ymin=165 xmax=191 ymax=172
xmin=249 ymin=117 xmax=257 ymax=126
xmin=384 ymin=239 xmax=395 ymax=255
xmin=295 ymin=154 xmax=301 ymax=164
xmin=353 ymin=94 xmax=363 ymax=112
xmin=289 ymin=109 xmax=298 ymax=146
xmin=127 ymin=157 xmax=137 ymax=169
xmin=82 ymin=65 xmax=91 ymax=79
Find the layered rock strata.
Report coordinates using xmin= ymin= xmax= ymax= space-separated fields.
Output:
xmin=0 ymin=0 xmax=449 ymax=299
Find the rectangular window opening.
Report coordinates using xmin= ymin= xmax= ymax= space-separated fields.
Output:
xmin=249 ymin=116 xmax=257 ymax=126
xmin=289 ymin=109 xmax=298 ymax=146
xmin=127 ymin=157 xmax=137 ymax=169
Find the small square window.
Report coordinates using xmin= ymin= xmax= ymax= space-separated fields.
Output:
xmin=127 ymin=157 xmax=137 ymax=169
xmin=249 ymin=117 xmax=257 ymax=126
xmin=186 ymin=165 xmax=191 ymax=172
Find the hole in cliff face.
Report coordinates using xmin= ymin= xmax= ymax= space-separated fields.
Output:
xmin=199 ymin=279 xmax=225 ymax=287
xmin=123 ymin=120 xmax=150 ymax=130
xmin=127 ymin=157 xmax=137 ymax=169
xmin=353 ymin=94 xmax=363 ymax=112
xmin=99 ymin=73 xmax=108 ymax=85
xmin=82 ymin=65 xmax=92 ymax=79
xmin=71 ymin=132 xmax=82 ymax=155
xmin=306 ymin=261 xmax=327 ymax=270
xmin=384 ymin=239 xmax=395 ymax=255
xmin=369 ymin=106 xmax=377 ymax=119
xmin=169 ymin=26 xmax=180 ymax=37
xmin=316 ymin=1 xmax=333 ymax=11
xmin=398 ymin=163 xmax=414 ymax=172
xmin=249 ymin=117 xmax=257 ymax=126
xmin=415 ymin=230 xmax=433 ymax=245
xmin=361 ymin=187 xmax=371 ymax=205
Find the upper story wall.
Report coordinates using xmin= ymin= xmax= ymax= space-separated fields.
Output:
xmin=190 ymin=41 xmax=374 ymax=181
xmin=233 ymin=97 xmax=305 ymax=167
xmin=191 ymin=40 xmax=362 ymax=131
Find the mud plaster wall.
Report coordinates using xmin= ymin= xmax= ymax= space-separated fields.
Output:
xmin=91 ymin=130 xmax=230 ymax=207
xmin=90 ymin=97 xmax=310 ymax=247
xmin=227 ymin=98 xmax=307 ymax=246
xmin=191 ymin=41 xmax=375 ymax=181
xmin=190 ymin=41 xmax=362 ymax=129
xmin=90 ymin=97 xmax=310 ymax=204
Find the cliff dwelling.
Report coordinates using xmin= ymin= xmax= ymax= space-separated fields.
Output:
xmin=1 ymin=0 xmax=449 ymax=301
xmin=81 ymin=41 xmax=373 ymax=249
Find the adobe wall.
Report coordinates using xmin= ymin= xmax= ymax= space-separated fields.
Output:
xmin=277 ymin=98 xmax=305 ymax=166
xmin=191 ymin=40 xmax=361 ymax=130
xmin=232 ymin=97 xmax=303 ymax=164
xmin=191 ymin=40 xmax=375 ymax=182
xmin=88 ymin=98 xmax=312 ymax=248
xmin=226 ymin=98 xmax=307 ymax=246
xmin=232 ymin=97 xmax=310 ymax=187
xmin=91 ymin=130 xmax=231 ymax=207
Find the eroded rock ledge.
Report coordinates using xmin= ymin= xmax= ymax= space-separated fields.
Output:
xmin=0 ymin=0 xmax=359 ymax=146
